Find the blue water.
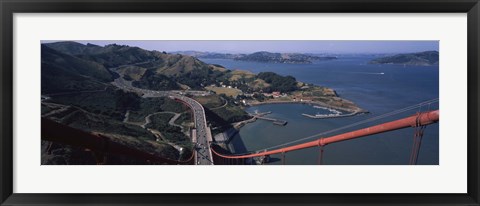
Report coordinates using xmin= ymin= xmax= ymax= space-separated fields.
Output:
xmin=201 ymin=57 xmax=439 ymax=165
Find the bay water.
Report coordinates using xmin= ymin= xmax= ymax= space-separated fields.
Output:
xmin=200 ymin=56 xmax=439 ymax=165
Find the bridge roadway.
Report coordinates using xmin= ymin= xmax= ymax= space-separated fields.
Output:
xmin=174 ymin=96 xmax=214 ymax=165
xmin=110 ymin=69 xmax=214 ymax=165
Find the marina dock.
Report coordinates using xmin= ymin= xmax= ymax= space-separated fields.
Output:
xmin=248 ymin=112 xmax=288 ymax=126
xmin=256 ymin=116 xmax=288 ymax=126
xmin=302 ymin=111 xmax=365 ymax=119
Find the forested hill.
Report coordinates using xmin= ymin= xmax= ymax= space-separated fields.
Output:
xmin=42 ymin=41 xmax=224 ymax=93
xmin=41 ymin=44 xmax=113 ymax=94
xmin=369 ymin=51 xmax=439 ymax=66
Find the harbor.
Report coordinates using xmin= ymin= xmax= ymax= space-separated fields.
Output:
xmin=301 ymin=105 xmax=368 ymax=119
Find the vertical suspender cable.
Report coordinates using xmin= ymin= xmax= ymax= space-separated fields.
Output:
xmin=317 ymin=145 xmax=325 ymax=165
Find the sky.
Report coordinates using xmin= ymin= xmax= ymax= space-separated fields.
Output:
xmin=43 ymin=40 xmax=439 ymax=54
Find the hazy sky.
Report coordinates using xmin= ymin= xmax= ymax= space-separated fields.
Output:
xmin=44 ymin=40 xmax=439 ymax=54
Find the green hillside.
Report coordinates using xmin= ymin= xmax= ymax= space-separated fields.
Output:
xmin=369 ymin=51 xmax=439 ymax=66
xmin=43 ymin=41 xmax=103 ymax=55
xmin=45 ymin=41 xmax=158 ymax=68
xmin=41 ymin=45 xmax=113 ymax=94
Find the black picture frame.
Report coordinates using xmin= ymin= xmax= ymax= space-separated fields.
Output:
xmin=1 ymin=0 xmax=479 ymax=205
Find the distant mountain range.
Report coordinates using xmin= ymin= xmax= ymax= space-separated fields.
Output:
xmin=173 ymin=51 xmax=337 ymax=64
xmin=369 ymin=51 xmax=439 ymax=66
xmin=233 ymin=51 xmax=337 ymax=64
xmin=171 ymin=51 xmax=238 ymax=59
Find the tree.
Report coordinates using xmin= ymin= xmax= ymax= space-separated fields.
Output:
xmin=257 ymin=72 xmax=298 ymax=92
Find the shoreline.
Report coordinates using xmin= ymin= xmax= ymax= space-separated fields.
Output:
xmin=230 ymin=100 xmax=368 ymax=131
xmin=232 ymin=116 xmax=257 ymax=130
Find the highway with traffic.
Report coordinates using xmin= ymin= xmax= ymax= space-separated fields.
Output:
xmin=110 ymin=67 xmax=214 ymax=165
xmin=174 ymin=96 xmax=214 ymax=165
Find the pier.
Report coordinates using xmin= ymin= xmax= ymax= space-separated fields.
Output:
xmin=302 ymin=111 xmax=366 ymax=119
xmin=256 ymin=116 xmax=288 ymax=126
xmin=248 ymin=112 xmax=288 ymax=126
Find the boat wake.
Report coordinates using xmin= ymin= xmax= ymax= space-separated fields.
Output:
xmin=349 ymin=72 xmax=385 ymax=75
xmin=336 ymin=71 xmax=385 ymax=75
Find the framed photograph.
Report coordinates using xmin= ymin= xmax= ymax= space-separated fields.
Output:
xmin=1 ymin=0 xmax=479 ymax=205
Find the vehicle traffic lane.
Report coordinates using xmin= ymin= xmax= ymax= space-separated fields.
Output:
xmin=175 ymin=96 xmax=213 ymax=165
